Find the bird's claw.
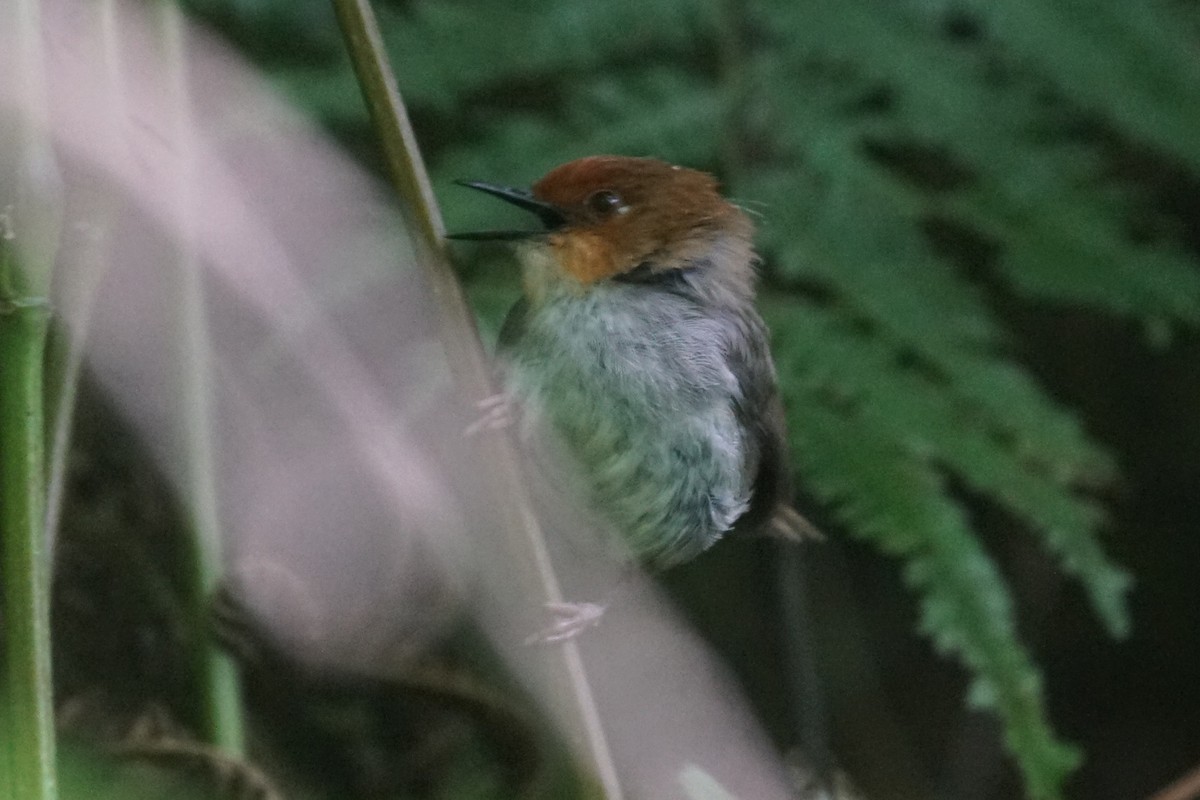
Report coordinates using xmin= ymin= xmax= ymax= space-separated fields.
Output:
xmin=524 ymin=601 xmax=607 ymax=645
xmin=463 ymin=392 xmax=515 ymax=437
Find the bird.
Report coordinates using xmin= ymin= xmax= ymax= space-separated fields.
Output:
xmin=449 ymin=155 xmax=816 ymax=581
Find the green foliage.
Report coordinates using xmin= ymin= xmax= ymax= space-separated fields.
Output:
xmin=181 ymin=0 xmax=1200 ymax=797
xmin=767 ymin=301 xmax=1088 ymax=797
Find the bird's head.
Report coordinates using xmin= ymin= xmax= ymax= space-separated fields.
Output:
xmin=450 ymin=156 xmax=754 ymax=302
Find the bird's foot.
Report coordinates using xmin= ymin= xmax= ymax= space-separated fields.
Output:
xmin=463 ymin=392 xmax=514 ymax=437
xmin=524 ymin=601 xmax=607 ymax=645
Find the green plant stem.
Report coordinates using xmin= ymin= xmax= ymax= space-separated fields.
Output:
xmin=2 ymin=0 xmax=60 ymax=797
xmin=330 ymin=0 xmax=444 ymax=251
xmin=329 ymin=2 xmax=621 ymax=796
xmin=1 ymin=295 xmax=57 ymax=800
xmin=44 ymin=0 xmax=124 ymax=561
xmin=158 ymin=0 xmax=245 ymax=754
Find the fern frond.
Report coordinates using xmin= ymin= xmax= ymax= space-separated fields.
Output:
xmin=437 ymin=69 xmax=725 ymax=229
xmin=758 ymin=0 xmax=1200 ymax=331
xmin=765 ymin=298 xmax=1131 ymax=637
xmin=960 ymin=0 xmax=1200 ymax=172
xmin=380 ymin=0 xmax=716 ymax=110
xmin=785 ymin=385 xmax=1080 ymax=800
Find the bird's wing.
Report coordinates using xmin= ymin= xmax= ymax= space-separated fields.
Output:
xmin=725 ymin=308 xmax=822 ymax=541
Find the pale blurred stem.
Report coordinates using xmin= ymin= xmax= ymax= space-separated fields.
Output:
xmin=43 ymin=0 xmax=124 ymax=560
xmin=43 ymin=211 xmax=117 ymax=557
xmin=329 ymin=1 xmax=622 ymax=797
xmin=1149 ymin=763 xmax=1200 ymax=800
xmin=1 ymin=1 xmax=60 ymax=799
xmin=158 ymin=0 xmax=245 ymax=754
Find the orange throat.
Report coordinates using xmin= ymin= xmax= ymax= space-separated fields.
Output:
xmin=547 ymin=230 xmax=625 ymax=286
xmin=517 ymin=231 xmax=630 ymax=303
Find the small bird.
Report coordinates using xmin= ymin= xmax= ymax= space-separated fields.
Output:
xmin=451 ymin=155 xmax=815 ymax=573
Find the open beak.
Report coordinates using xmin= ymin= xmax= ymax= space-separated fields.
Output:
xmin=446 ymin=180 xmax=567 ymax=241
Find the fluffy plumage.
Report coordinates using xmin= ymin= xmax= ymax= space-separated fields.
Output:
xmin=455 ymin=156 xmax=808 ymax=568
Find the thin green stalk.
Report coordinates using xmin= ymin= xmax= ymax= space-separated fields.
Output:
xmin=329 ymin=2 xmax=621 ymax=796
xmin=158 ymin=0 xmax=245 ymax=754
xmin=330 ymin=0 xmax=445 ymax=251
xmin=44 ymin=0 xmax=125 ymax=560
xmin=1 ymin=292 xmax=56 ymax=800
xmin=2 ymin=4 xmax=60 ymax=799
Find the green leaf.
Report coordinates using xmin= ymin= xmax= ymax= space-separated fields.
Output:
xmin=766 ymin=298 xmax=1130 ymax=637
xmin=784 ymin=388 xmax=1081 ymax=799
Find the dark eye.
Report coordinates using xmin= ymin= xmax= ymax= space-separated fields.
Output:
xmin=586 ymin=189 xmax=625 ymax=215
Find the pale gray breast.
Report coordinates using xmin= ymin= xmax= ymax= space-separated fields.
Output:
xmin=503 ymin=283 xmax=751 ymax=567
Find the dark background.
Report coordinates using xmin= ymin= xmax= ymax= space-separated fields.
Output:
xmin=47 ymin=1 xmax=1200 ymax=799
